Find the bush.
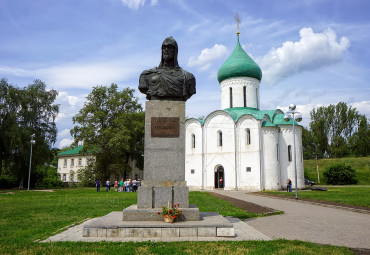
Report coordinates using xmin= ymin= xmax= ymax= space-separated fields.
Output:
xmin=323 ymin=163 xmax=358 ymax=185
xmin=35 ymin=177 xmax=64 ymax=189
xmin=0 ymin=175 xmax=18 ymax=189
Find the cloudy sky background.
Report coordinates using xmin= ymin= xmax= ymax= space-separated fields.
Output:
xmin=1 ymin=0 xmax=369 ymax=148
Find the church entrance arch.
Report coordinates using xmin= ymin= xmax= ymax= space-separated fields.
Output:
xmin=214 ymin=165 xmax=224 ymax=189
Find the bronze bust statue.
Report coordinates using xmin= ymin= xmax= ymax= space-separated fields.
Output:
xmin=139 ymin=36 xmax=196 ymax=101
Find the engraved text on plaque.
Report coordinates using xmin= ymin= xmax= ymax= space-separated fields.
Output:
xmin=151 ymin=117 xmax=179 ymax=138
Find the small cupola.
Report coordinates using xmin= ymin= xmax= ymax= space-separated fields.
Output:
xmin=217 ymin=36 xmax=262 ymax=83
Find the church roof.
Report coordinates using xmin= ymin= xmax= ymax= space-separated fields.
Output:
xmin=195 ymin=107 xmax=300 ymax=127
xmin=189 ymin=107 xmax=300 ymax=127
xmin=217 ymin=36 xmax=262 ymax=83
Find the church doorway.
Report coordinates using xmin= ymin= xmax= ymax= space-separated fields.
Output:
xmin=214 ymin=166 xmax=224 ymax=189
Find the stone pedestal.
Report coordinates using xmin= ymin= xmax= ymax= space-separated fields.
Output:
xmin=123 ymin=100 xmax=199 ymax=221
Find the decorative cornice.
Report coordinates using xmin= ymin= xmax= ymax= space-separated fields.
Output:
xmin=220 ymin=77 xmax=259 ymax=89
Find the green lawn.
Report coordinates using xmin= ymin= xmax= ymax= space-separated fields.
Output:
xmin=304 ymin=157 xmax=370 ymax=185
xmin=264 ymin=186 xmax=370 ymax=208
xmin=0 ymin=188 xmax=354 ymax=254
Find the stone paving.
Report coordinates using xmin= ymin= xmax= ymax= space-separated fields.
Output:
xmin=211 ymin=190 xmax=370 ymax=249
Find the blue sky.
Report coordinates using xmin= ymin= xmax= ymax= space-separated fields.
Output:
xmin=1 ymin=0 xmax=369 ymax=148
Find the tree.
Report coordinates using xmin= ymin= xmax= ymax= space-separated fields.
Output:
xmin=71 ymin=84 xmax=144 ymax=181
xmin=302 ymin=127 xmax=316 ymax=159
xmin=309 ymin=102 xmax=363 ymax=158
xmin=0 ymin=78 xmax=59 ymax=187
xmin=348 ymin=115 xmax=370 ymax=157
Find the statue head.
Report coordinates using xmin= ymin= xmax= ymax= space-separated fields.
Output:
xmin=159 ymin=36 xmax=179 ymax=69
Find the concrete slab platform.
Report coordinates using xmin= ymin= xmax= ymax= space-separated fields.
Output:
xmin=41 ymin=211 xmax=271 ymax=242
xmin=84 ymin=211 xmax=233 ymax=238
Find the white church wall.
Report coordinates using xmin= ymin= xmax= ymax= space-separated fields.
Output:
xmin=203 ymin=111 xmax=236 ymax=190
xmin=279 ymin=126 xmax=305 ymax=189
xmin=185 ymin=120 xmax=203 ymax=187
xmin=262 ymin=127 xmax=281 ymax=190
xmin=219 ymin=77 xmax=260 ymax=109
xmin=236 ymin=116 xmax=262 ymax=191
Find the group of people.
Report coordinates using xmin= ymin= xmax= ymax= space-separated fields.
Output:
xmin=115 ymin=179 xmax=141 ymax=192
xmin=95 ymin=179 xmax=141 ymax=192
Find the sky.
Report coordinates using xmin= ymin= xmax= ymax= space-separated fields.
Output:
xmin=1 ymin=0 xmax=369 ymax=149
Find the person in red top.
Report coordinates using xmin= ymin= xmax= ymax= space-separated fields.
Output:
xmin=219 ymin=177 xmax=223 ymax=189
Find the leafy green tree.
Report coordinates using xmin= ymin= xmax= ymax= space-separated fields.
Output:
xmin=71 ymin=84 xmax=144 ymax=181
xmin=0 ymin=79 xmax=59 ymax=187
xmin=302 ymin=127 xmax=316 ymax=159
xmin=309 ymin=102 xmax=362 ymax=158
xmin=348 ymin=116 xmax=370 ymax=157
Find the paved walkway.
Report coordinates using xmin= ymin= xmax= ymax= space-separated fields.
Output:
xmin=211 ymin=190 xmax=370 ymax=249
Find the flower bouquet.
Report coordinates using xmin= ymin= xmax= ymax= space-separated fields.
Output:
xmin=157 ymin=201 xmax=182 ymax=223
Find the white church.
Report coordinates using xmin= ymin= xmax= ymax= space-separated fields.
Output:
xmin=185 ymin=33 xmax=305 ymax=191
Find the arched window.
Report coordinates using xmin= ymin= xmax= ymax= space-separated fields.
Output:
xmin=217 ymin=130 xmax=223 ymax=147
xmin=229 ymin=87 xmax=233 ymax=108
xmin=243 ymin=86 xmax=247 ymax=107
xmin=246 ymin=128 xmax=251 ymax=145
xmin=191 ymin=134 xmax=195 ymax=148
xmin=288 ymin=145 xmax=292 ymax=162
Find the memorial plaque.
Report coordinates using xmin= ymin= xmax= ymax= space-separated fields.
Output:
xmin=151 ymin=117 xmax=179 ymax=138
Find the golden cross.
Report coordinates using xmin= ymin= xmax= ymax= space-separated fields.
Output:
xmin=235 ymin=13 xmax=241 ymax=35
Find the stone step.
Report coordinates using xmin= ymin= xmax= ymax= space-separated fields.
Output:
xmin=83 ymin=211 xmax=234 ymax=238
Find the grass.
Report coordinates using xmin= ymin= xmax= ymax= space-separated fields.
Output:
xmin=190 ymin=191 xmax=260 ymax=219
xmin=304 ymin=157 xmax=370 ymax=185
xmin=0 ymin=188 xmax=354 ymax=254
xmin=264 ymin=186 xmax=370 ymax=208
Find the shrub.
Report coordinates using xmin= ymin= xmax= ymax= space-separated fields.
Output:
xmin=0 ymin=175 xmax=18 ymax=189
xmin=35 ymin=177 xmax=63 ymax=189
xmin=323 ymin=163 xmax=358 ymax=185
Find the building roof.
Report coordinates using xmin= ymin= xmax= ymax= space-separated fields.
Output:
xmin=196 ymin=107 xmax=300 ymax=127
xmin=217 ymin=36 xmax=262 ymax=83
xmin=57 ymin=145 xmax=93 ymax=156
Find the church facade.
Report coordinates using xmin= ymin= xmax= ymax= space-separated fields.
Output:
xmin=185 ymin=35 xmax=304 ymax=191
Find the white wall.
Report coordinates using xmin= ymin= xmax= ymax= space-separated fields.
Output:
xmin=279 ymin=126 xmax=305 ymax=189
xmin=235 ymin=116 xmax=262 ymax=191
xmin=185 ymin=119 xmax=203 ymax=187
xmin=203 ymin=111 xmax=236 ymax=190
xmin=262 ymin=127 xmax=281 ymax=190
xmin=219 ymin=77 xmax=260 ymax=109
xmin=57 ymin=155 xmax=93 ymax=182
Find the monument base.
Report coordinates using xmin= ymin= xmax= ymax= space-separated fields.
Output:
xmin=83 ymin=211 xmax=234 ymax=238
xmin=138 ymin=181 xmax=189 ymax=208
xmin=122 ymin=204 xmax=200 ymax=221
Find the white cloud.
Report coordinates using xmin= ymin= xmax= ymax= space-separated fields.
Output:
xmin=121 ymin=0 xmax=145 ymax=10
xmin=0 ymin=60 xmax=140 ymax=90
xmin=188 ymin=44 xmax=228 ymax=71
xmin=150 ymin=0 xmax=158 ymax=6
xmin=36 ymin=61 xmax=138 ymax=89
xmin=56 ymin=91 xmax=83 ymax=107
xmin=59 ymin=138 xmax=74 ymax=149
xmin=350 ymin=101 xmax=370 ymax=117
xmin=58 ymin=129 xmax=71 ymax=138
xmin=260 ymin=27 xmax=350 ymax=85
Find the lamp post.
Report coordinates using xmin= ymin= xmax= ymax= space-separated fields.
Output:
xmin=284 ymin=104 xmax=302 ymax=199
xmin=27 ymin=134 xmax=35 ymax=191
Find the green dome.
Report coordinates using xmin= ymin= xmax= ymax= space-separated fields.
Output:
xmin=217 ymin=36 xmax=262 ymax=83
